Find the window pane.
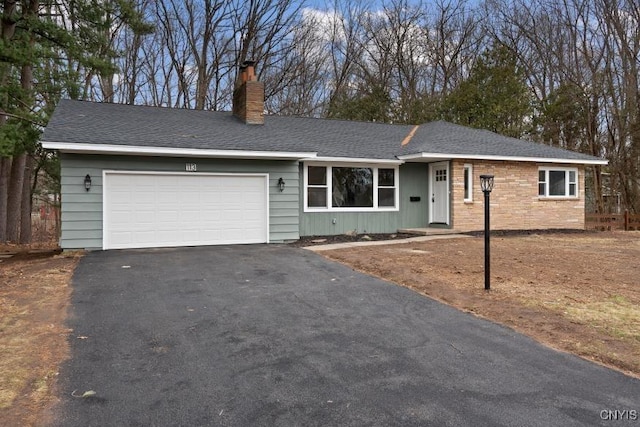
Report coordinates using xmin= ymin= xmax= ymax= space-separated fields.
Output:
xmin=308 ymin=188 xmax=327 ymax=207
xmin=464 ymin=168 xmax=470 ymax=200
xmin=308 ymin=166 xmax=326 ymax=185
xmin=569 ymin=171 xmax=576 ymax=182
xmin=539 ymin=170 xmax=546 ymax=182
xmin=538 ymin=183 xmax=546 ymax=196
xmin=569 ymin=183 xmax=576 ymax=196
xmin=549 ymin=170 xmax=566 ymax=196
xmin=378 ymin=188 xmax=395 ymax=207
xmin=332 ymin=167 xmax=373 ymax=207
xmin=378 ymin=168 xmax=395 ymax=186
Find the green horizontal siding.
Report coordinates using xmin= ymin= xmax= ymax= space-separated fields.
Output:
xmin=61 ymin=220 xmax=102 ymax=231
xmin=60 ymin=154 xmax=300 ymax=249
xmin=61 ymin=193 xmax=102 ymax=204
xmin=63 ymin=238 xmax=105 ymax=250
xmin=62 ymin=202 xmax=102 ymax=212
xmin=63 ymin=229 xmax=103 ymax=240
xmin=62 ymin=211 xmax=102 ymax=222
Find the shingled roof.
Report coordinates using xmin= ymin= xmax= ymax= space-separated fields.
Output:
xmin=42 ymin=99 xmax=606 ymax=164
xmin=42 ymin=100 xmax=410 ymax=160
xmin=399 ymin=121 xmax=603 ymax=163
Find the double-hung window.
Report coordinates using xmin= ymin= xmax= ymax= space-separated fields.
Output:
xmin=307 ymin=166 xmax=328 ymax=207
xmin=538 ymin=167 xmax=578 ymax=198
xmin=305 ymin=164 xmax=398 ymax=211
xmin=377 ymin=168 xmax=396 ymax=207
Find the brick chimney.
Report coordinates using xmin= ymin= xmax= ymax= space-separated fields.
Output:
xmin=232 ymin=60 xmax=264 ymax=125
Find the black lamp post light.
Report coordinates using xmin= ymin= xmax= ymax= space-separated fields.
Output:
xmin=480 ymin=174 xmax=494 ymax=291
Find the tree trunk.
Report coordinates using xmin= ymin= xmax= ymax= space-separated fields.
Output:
xmin=19 ymin=155 xmax=32 ymax=244
xmin=0 ymin=0 xmax=18 ymax=126
xmin=14 ymin=1 xmax=38 ymax=243
xmin=100 ymin=74 xmax=115 ymax=103
xmin=127 ymin=32 xmax=142 ymax=105
xmin=6 ymin=153 xmax=26 ymax=242
xmin=0 ymin=157 xmax=11 ymax=241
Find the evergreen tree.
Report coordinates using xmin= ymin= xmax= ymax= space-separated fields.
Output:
xmin=327 ymin=85 xmax=393 ymax=123
xmin=0 ymin=0 xmax=149 ymax=243
xmin=439 ymin=44 xmax=532 ymax=138
xmin=536 ymin=82 xmax=589 ymax=152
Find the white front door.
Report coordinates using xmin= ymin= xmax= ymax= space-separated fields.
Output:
xmin=431 ymin=162 xmax=449 ymax=224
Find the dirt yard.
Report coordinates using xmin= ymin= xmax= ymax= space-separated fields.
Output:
xmin=0 ymin=246 xmax=80 ymax=427
xmin=322 ymin=232 xmax=640 ymax=377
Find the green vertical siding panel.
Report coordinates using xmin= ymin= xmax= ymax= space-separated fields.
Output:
xmin=299 ymin=211 xmax=400 ymax=236
xmin=60 ymin=154 xmax=300 ymax=249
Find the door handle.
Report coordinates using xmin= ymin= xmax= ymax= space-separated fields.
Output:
xmin=432 ymin=194 xmax=435 ymax=203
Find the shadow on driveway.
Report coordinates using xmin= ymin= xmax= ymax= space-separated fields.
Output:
xmin=53 ymin=245 xmax=640 ymax=426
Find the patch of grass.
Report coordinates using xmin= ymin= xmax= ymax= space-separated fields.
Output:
xmin=564 ymin=295 xmax=640 ymax=341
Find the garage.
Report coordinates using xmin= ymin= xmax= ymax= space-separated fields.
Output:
xmin=103 ymin=171 xmax=268 ymax=249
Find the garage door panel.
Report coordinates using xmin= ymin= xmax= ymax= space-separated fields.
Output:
xmin=111 ymin=231 xmax=133 ymax=245
xmin=156 ymin=211 xmax=179 ymax=223
xmin=104 ymin=173 xmax=268 ymax=249
xmin=242 ymin=212 xmax=264 ymax=222
xmin=134 ymin=210 xmax=155 ymax=223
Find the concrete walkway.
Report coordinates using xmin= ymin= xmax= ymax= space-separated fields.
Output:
xmin=305 ymin=233 xmax=470 ymax=251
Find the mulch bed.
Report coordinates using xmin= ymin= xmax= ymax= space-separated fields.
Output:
xmin=290 ymin=229 xmax=599 ymax=247
xmin=289 ymin=233 xmax=418 ymax=247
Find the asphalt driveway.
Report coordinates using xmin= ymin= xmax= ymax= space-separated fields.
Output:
xmin=53 ymin=245 xmax=639 ymax=426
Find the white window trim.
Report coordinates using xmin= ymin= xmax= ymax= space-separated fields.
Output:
xmin=538 ymin=167 xmax=579 ymax=198
xmin=303 ymin=163 xmax=400 ymax=212
xmin=463 ymin=163 xmax=473 ymax=203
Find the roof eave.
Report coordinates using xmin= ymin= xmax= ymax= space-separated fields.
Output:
xmin=40 ymin=141 xmax=317 ymax=161
xmin=302 ymin=156 xmax=404 ymax=165
xmin=397 ymin=152 xmax=608 ymax=166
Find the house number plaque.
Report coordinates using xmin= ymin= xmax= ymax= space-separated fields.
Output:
xmin=185 ymin=163 xmax=197 ymax=172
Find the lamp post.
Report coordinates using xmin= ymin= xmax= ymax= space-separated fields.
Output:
xmin=480 ymin=175 xmax=494 ymax=291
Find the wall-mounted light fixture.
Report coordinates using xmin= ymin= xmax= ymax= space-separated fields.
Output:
xmin=84 ymin=174 xmax=92 ymax=192
xmin=277 ymin=177 xmax=285 ymax=192
xmin=479 ymin=174 xmax=495 ymax=291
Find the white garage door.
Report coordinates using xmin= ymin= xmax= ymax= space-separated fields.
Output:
xmin=104 ymin=172 xmax=268 ymax=249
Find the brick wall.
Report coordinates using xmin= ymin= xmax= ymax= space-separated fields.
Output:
xmin=232 ymin=80 xmax=264 ymax=125
xmin=451 ymin=160 xmax=585 ymax=231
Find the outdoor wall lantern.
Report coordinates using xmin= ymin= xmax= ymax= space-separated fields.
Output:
xmin=480 ymin=174 xmax=495 ymax=291
xmin=84 ymin=174 xmax=92 ymax=192
xmin=277 ymin=177 xmax=285 ymax=192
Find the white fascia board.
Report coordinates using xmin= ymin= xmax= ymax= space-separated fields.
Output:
xmin=397 ymin=152 xmax=608 ymax=165
xmin=40 ymin=141 xmax=317 ymax=160
xmin=302 ymin=156 xmax=404 ymax=165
